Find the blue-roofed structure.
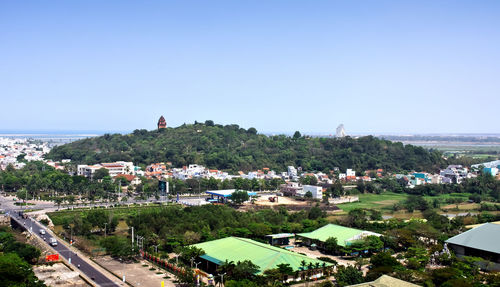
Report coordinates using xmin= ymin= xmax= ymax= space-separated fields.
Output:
xmin=206 ymin=189 xmax=257 ymax=203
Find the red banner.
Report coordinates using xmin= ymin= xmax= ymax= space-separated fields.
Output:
xmin=46 ymin=254 xmax=59 ymax=262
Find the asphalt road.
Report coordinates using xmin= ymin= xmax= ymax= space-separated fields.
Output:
xmin=8 ymin=210 xmax=120 ymax=287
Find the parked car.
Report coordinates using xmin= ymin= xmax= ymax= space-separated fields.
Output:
xmin=39 ymin=229 xmax=46 ymax=235
xmin=49 ymin=238 xmax=57 ymax=246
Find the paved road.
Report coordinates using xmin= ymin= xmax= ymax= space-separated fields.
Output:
xmin=8 ymin=210 xmax=120 ymax=287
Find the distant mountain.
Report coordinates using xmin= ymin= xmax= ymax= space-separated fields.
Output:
xmin=45 ymin=121 xmax=446 ymax=173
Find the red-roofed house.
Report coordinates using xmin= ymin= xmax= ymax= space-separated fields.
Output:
xmin=114 ymin=174 xmax=141 ymax=185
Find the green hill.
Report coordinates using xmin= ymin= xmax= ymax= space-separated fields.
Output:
xmin=45 ymin=121 xmax=446 ymax=173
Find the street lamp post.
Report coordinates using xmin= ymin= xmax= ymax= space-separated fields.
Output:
xmin=219 ymin=273 xmax=226 ymax=287
xmin=104 ymin=223 xmax=107 ymax=238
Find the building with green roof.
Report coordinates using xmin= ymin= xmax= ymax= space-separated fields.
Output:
xmin=297 ymin=224 xmax=381 ymax=249
xmin=445 ymin=223 xmax=500 ymax=271
xmin=191 ymin=236 xmax=331 ymax=275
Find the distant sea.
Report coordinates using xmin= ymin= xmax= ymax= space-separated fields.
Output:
xmin=0 ymin=130 xmax=129 ymax=146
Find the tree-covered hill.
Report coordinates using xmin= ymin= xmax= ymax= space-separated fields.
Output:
xmin=46 ymin=121 xmax=446 ymax=173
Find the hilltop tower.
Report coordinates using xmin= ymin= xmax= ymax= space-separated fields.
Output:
xmin=336 ymin=124 xmax=346 ymax=137
xmin=157 ymin=116 xmax=167 ymax=129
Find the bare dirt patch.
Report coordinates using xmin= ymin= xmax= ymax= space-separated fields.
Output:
xmin=34 ymin=263 xmax=90 ymax=287
xmin=253 ymin=195 xmax=308 ymax=206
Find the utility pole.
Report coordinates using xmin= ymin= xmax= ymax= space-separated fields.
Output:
xmin=131 ymin=227 xmax=134 ymax=249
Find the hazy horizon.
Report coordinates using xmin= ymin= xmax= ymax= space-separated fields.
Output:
xmin=1 ymin=126 xmax=500 ymax=138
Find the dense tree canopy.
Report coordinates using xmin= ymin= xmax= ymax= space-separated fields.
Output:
xmin=46 ymin=122 xmax=446 ymax=173
xmin=127 ymin=204 xmax=328 ymax=252
xmin=0 ymin=228 xmax=46 ymax=287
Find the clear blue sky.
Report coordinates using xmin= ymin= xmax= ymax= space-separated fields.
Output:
xmin=1 ymin=1 xmax=499 ymax=134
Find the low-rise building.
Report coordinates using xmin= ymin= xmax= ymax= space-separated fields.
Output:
xmin=77 ymin=161 xmax=134 ymax=178
xmin=113 ymin=174 xmax=141 ymax=185
xmin=303 ymin=185 xmax=323 ymax=199
xmin=440 ymin=165 xmax=468 ymax=184
xmin=280 ymin=182 xmax=303 ymax=197
xmin=191 ymin=237 xmax=331 ymax=276
xmin=483 ymin=167 xmax=499 ymax=176
xmin=297 ymin=224 xmax=381 ymax=251
xmin=346 ymin=169 xmax=356 ymax=180
xmin=445 ymin=223 xmax=500 ymax=271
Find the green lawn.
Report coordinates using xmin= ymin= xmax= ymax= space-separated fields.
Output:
xmin=337 ymin=192 xmax=474 ymax=213
xmin=337 ymin=192 xmax=408 ymax=212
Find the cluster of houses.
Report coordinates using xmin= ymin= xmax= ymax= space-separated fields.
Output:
xmin=472 ymin=160 xmax=500 ymax=177
xmin=0 ymin=137 xmax=51 ymax=170
xmin=395 ymin=162 xmax=500 ymax=188
xmin=49 ymin=158 xmax=500 ymax=189
xmin=73 ymin=160 xmax=500 ymax=194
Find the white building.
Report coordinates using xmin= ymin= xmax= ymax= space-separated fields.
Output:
xmin=288 ymin=166 xmax=298 ymax=178
xmin=303 ymin=185 xmax=323 ymax=200
xmin=471 ymin=160 xmax=500 ymax=170
xmin=77 ymin=161 xmax=135 ymax=178
xmin=346 ymin=169 xmax=355 ymax=177
xmin=440 ymin=165 xmax=468 ymax=184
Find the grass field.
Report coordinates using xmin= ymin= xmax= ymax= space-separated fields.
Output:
xmin=336 ymin=192 xmax=408 ymax=212
xmin=336 ymin=192 xmax=474 ymax=213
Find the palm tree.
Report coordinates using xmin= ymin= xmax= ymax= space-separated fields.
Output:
xmin=300 ymin=260 xmax=306 ymax=270
xmin=54 ymin=197 xmax=63 ymax=210
xmin=307 ymin=262 xmax=314 ymax=280
xmin=300 ymin=260 xmax=307 ymax=281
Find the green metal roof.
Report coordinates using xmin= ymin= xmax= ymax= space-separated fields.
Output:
xmin=445 ymin=223 xmax=500 ymax=254
xmin=297 ymin=224 xmax=365 ymax=247
xmin=192 ymin=237 xmax=330 ymax=274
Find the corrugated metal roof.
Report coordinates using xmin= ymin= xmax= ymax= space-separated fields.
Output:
xmin=192 ymin=237 xmax=330 ymax=274
xmin=297 ymin=224 xmax=365 ymax=246
xmin=445 ymin=223 xmax=500 ymax=254
xmin=265 ymin=233 xmax=295 ymax=239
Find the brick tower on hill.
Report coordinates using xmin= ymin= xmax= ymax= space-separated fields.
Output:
xmin=157 ymin=116 xmax=167 ymax=129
